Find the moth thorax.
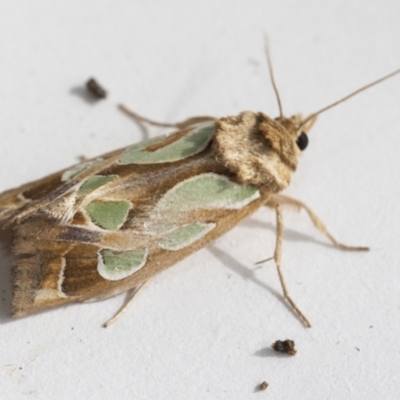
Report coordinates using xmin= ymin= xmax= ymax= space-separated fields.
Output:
xmin=213 ymin=111 xmax=300 ymax=192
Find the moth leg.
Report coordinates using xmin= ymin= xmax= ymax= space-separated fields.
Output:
xmin=77 ymin=155 xmax=89 ymax=162
xmin=103 ymin=281 xmax=148 ymax=328
xmin=267 ymin=194 xmax=369 ymax=252
xmin=118 ymin=104 xmax=217 ymax=129
xmin=254 ymin=256 xmax=273 ymax=265
xmin=273 ymin=204 xmax=312 ymax=328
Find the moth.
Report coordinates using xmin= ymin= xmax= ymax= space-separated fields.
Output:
xmin=1 ymin=48 xmax=399 ymax=328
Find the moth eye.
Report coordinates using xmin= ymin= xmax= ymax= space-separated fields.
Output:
xmin=296 ymin=131 xmax=308 ymax=151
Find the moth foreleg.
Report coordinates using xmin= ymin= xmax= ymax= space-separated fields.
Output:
xmin=267 ymin=194 xmax=369 ymax=252
xmin=273 ymin=204 xmax=312 ymax=328
xmin=103 ymin=281 xmax=148 ymax=328
xmin=118 ymin=104 xmax=216 ymax=129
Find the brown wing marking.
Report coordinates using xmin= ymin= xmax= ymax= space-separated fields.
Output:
xmin=12 ymin=189 xmax=270 ymax=317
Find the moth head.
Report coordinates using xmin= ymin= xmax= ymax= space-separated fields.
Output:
xmin=274 ymin=113 xmax=315 ymax=153
xmin=213 ymin=111 xmax=312 ymax=192
xmin=214 ymin=41 xmax=400 ymax=193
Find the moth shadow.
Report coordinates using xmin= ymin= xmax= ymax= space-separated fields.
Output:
xmin=207 ymin=245 xmax=300 ymax=321
xmin=0 ymin=227 xmax=15 ymax=325
xmin=241 ymin=218 xmax=333 ymax=250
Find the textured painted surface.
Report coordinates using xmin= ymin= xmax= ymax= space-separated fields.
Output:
xmin=158 ymin=222 xmax=215 ymax=251
xmin=155 ymin=173 xmax=260 ymax=213
xmin=118 ymin=124 xmax=215 ymax=164
xmin=84 ymin=200 xmax=131 ymax=230
xmin=97 ymin=248 xmax=148 ymax=280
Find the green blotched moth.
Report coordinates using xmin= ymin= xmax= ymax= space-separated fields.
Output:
xmin=1 ymin=48 xmax=399 ymax=328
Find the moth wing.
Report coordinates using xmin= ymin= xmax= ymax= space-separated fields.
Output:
xmin=10 ymin=122 xmax=270 ymax=317
xmin=12 ymin=179 xmax=268 ymax=316
xmin=0 ymin=147 xmax=124 ymax=226
xmin=1 ymin=122 xmax=214 ymax=225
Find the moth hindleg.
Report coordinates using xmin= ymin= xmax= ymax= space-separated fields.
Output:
xmin=118 ymin=104 xmax=216 ymax=129
xmin=272 ymin=204 xmax=312 ymax=328
xmin=267 ymin=194 xmax=369 ymax=252
xmin=103 ymin=281 xmax=149 ymax=328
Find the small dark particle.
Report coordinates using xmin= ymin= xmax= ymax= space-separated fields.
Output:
xmin=86 ymin=78 xmax=107 ymax=99
xmin=259 ymin=381 xmax=269 ymax=391
xmin=355 ymin=347 xmax=360 ymax=352
xmin=271 ymin=339 xmax=297 ymax=356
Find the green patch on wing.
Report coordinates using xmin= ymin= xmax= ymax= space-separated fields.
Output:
xmin=158 ymin=222 xmax=215 ymax=251
xmin=98 ymin=248 xmax=148 ymax=281
xmin=85 ymin=200 xmax=131 ymax=230
xmin=118 ymin=123 xmax=215 ymax=164
xmin=61 ymin=158 xmax=103 ymax=182
xmin=78 ymin=175 xmax=117 ymax=195
xmin=155 ymin=173 xmax=260 ymax=213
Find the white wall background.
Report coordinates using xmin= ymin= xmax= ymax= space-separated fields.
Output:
xmin=0 ymin=1 xmax=400 ymax=399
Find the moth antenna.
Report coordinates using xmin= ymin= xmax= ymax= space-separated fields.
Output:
xmin=299 ymin=67 xmax=400 ymax=129
xmin=265 ymin=37 xmax=283 ymax=118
